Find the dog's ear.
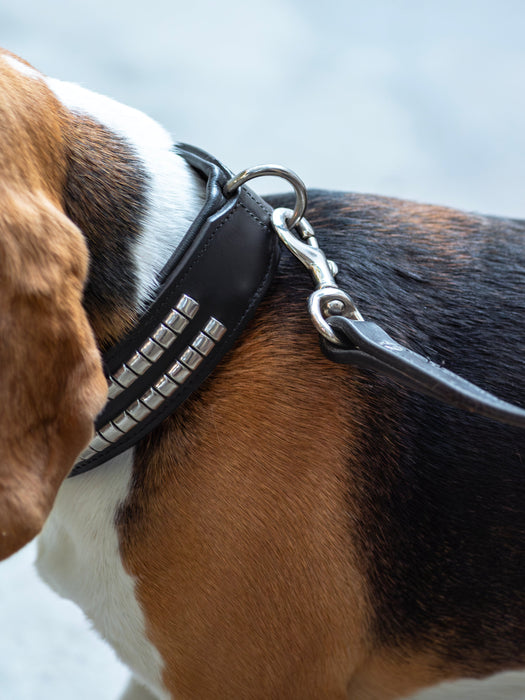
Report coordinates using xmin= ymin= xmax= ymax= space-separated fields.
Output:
xmin=0 ymin=189 xmax=107 ymax=559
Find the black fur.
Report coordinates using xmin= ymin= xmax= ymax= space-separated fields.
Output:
xmin=62 ymin=115 xmax=149 ymax=349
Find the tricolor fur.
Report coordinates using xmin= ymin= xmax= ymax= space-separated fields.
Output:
xmin=0 ymin=49 xmax=524 ymax=700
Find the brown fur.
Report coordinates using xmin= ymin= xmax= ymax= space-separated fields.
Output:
xmin=118 ymin=299 xmax=371 ymax=698
xmin=0 ymin=50 xmax=107 ymax=558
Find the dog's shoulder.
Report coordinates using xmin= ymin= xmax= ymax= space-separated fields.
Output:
xmin=266 ymin=189 xmax=525 ymax=674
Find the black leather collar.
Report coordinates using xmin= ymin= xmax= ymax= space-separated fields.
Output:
xmin=70 ymin=144 xmax=280 ymax=476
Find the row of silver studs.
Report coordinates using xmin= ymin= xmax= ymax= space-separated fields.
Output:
xmin=107 ymin=294 xmax=200 ymax=401
xmin=77 ymin=311 xmax=227 ymax=463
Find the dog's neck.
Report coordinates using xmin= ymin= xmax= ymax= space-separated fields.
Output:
xmin=47 ymin=77 xmax=206 ymax=349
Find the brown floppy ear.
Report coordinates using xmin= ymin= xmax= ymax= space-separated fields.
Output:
xmin=0 ymin=189 xmax=107 ymax=559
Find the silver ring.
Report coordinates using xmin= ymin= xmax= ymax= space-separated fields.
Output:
xmin=308 ymin=288 xmax=363 ymax=345
xmin=224 ymin=165 xmax=307 ymax=229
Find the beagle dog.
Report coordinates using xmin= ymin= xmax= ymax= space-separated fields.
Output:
xmin=0 ymin=48 xmax=524 ymax=700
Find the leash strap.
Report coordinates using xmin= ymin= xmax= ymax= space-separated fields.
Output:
xmin=323 ymin=316 xmax=525 ymax=428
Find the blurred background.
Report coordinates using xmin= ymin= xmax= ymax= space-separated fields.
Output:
xmin=1 ymin=1 xmax=524 ymax=698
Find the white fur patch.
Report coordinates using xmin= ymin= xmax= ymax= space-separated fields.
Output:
xmin=2 ymin=54 xmax=42 ymax=81
xmin=46 ymin=77 xmax=205 ymax=308
xmin=37 ymin=452 xmax=169 ymax=699
xmin=35 ymin=79 xmax=207 ymax=698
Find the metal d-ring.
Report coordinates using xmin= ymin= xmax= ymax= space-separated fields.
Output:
xmin=224 ymin=165 xmax=308 ymax=229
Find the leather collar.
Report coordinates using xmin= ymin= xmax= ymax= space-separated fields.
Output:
xmin=70 ymin=144 xmax=280 ymax=477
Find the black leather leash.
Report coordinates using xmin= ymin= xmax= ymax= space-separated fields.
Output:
xmin=70 ymin=148 xmax=524 ymax=477
xmin=323 ymin=317 xmax=525 ymax=428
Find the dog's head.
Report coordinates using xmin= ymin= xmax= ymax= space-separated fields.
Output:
xmin=0 ymin=50 xmax=108 ymax=559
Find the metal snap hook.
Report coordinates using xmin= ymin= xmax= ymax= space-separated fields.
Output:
xmin=271 ymin=207 xmax=338 ymax=290
xmin=227 ymin=168 xmax=364 ymax=346
xmin=271 ymin=207 xmax=363 ymax=345
xmin=224 ymin=165 xmax=308 ymax=229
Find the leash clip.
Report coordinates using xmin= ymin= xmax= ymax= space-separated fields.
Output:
xmin=271 ymin=207 xmax=363 ymax=345
xmin=225 ymin=164 xmax=362 ymax=344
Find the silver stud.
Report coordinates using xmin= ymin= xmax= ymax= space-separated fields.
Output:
xmin=99 ymin=422 xmax=125 ymax=443
xmin=140 ymin=387 xmax=165 ymax=410
xmin=113 ymin=364 xmax=138 ymax=388
xmin=126 ymin=351 xmax=152 ymax=376
xmin=78 ymin=446 xmax=97 ymax=461
xmin=179 ymin=346 xmax=203 ymax=370
xmin=127 ymin=399 xmax=152 ymax=422
xmin=203 ymin=317 xmax=227 ymax=341
xmin=107 ymin=379 xmax=125 ymax=400
xmin=139 ymin=337 xmax=165 ymax=362
xmin=176 ymin=294 xmax=199 ymax=319
xmin=152 ymin=323 xmax=177 ymax=349
xmin=90 ymin=433 xmax=113 ymax=452
xmin=113 ymin=412 xmax=139 ymax=433
xmin=191 ymin=332 xmax=214 ymax=356
xmin=164 ymin=309 xmax=189 ymax=334
xmin=167 ymin=361 xmax=191 ymax=384
xmin=154 ymin=374 xmax=179 ymax=398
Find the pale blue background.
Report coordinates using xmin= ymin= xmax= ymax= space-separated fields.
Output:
xmin=1 ymin=1 xmax=524 ymax=698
